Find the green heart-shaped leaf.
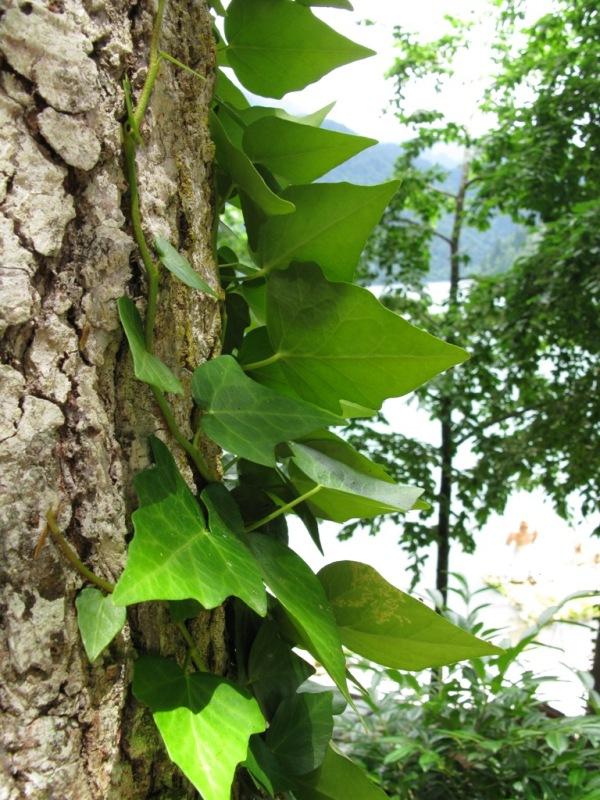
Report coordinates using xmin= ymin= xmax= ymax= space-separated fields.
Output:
xmin=112 ymin=455 xmax=266 ymax=616
xmin=241 ymin=263 xmax=468 ymax=414
xmin=224 ymin=0 xmax=373 ymax=98
xmin=75 ymin=588 xmax=126 ymax=662
xmin=191 ymin=355 xmax=340 ymax=466
xmin=288 ymin=440 xmax=423 ymax=522
xmin=319 ymin=561 xmax=504 ymax=670
xmin=257 ymin=182 xmax=399 ymax=281
xmin=243 ymin=117 xmax=376 ymax=184
xmin=117 ymin=297 xmax=183 ymax=394
xmin=133 ymin=656 xmax=266 ymax=800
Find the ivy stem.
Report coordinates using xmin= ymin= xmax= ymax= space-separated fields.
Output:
xmin=176 ymin=621 xmax=208 ymax=671
xmin=45 ymin=510 xmax=116 ymax=594
xmin=123 ymin=131 xmax=160 ymax=350
xmin=151 ymin=387 xmax=218 ymax=481
xmin=133 ymin=0 xmax=167 ymax=130
xmin=242 ymin=351 xmax=284 ymax=372
xmin=244 ymin=485 xmax=322 ymax=533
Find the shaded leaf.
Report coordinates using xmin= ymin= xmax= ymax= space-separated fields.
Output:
xmin=210 ymin=111 xmax=295 ymax=216
xmin=224 ymin=0 xmax=374 ymax=98
xmin=242 ymin=263 xmax=468 ymax=414
xmin=133 ymin=655 xmax=266 ymax=800
xmin=245 ymin=736 xmax=291 ymax=796
xmin=288 ymin=440 xmax=423 ymax=522
xmin=247 ymin=534 xmax=348 ymax=698
xmin=267 ymin=691 xmax=333 ymax=775
xmin=238 ymin=101 xmax=336 ymax=129
xmin=154 ymin=237 xmax=218 ymax=296
xmin=75 ymin=588 xmax=126 ymax=663
xmin=319 ymin=561 xmax=503 ymax=670
xmin=191 ymin=355 xmax=340 ymax=466
xmin=223 ymin=291 xmax=250 ymax=354
xmin=112 ymin=458 xmax=266 ymax=616
xmin=257 ymin=182 xmax=400 ymax=281
xmin=247 ymin=621 xmax=315 ymax=716
xmin=244 ymin=117 xmax=375 ymax=184
xmin=214 ymin=68 xmax=249 ymax=108
xmin=168 ymin=599 xmax=202 ymax=623
xmin=294 ymin=745 xmax=388 ymax=800
xmin=117 ymin=297 xmax=183 ymax=395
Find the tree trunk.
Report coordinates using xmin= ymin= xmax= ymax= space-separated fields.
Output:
xmin=434 ymin=159 xmax=470 ymax=605
xmin=0 ymin=0 xmax=222 ymax=796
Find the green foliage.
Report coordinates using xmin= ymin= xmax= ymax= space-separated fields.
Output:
xmin=255 ymin=182 xmax=400 ymax=281
xmin=223 ymin=0 xmax=374 ymax=98
xmin=75 ymin=588 xmax=126 ymax=662
xmin=243 ymin=117 xmax=376 ymax=185
xmin=319 ymin=562 xmax=502 ymax=670
xmin=117 ymin=297 xmax=183 ymax=394
xmin=67 ymin=3 xmax=504 ymax=797
xmin=155 ymin=236 xmax=218 ymax=296
xmin=336 ymin=590 xmax=600 ymax=800
xmin=133 ymin=656 xmax=266 ymax=800
xmin=191 ymin=355 xmax=340 ymax=466
xmin=241 ymin=262 xmax=467 ymax=414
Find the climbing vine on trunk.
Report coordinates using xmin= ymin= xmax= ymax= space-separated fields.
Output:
xmin=46 ymin=1 xmax=502 ymax=797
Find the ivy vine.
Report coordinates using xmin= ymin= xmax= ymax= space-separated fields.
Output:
xmin=46 ymin=1 xmax=503 ymax=798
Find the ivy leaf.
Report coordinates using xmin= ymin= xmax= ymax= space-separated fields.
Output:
xmin=224 ymin=0 xmax=374 ymax=98
xmin=134 ymin=436 xmax=191 ymax=507
xmin=237 ymin=101 xmax=336 ymax=130
xmin=247 ymin=534 xmax=349 ymax=699
xmin=117 ymin=297 xmax=183 ymax=395
xmin=243 ymin=117 xmax=375 ymax=184
xmin=191 ymin=355 xmax=340 ymax=466
xmin=294 ymin=746 xmax=388 ymax=800
xmin=288 ymin=440 xmax=424 ymax=522
xmin=210 ymin=111 xmax=295 ymax=216
xmin=242 ymin=263 xmax=468 ymax=414
xmin=223 ymin=292 xmax=250 ymax=354
xmin=245 ymin=736 xmax=291 ymax=796
xmin=267 ymin=691 xmax=333 ymax=775
xmin=168 ymin=599 xmax=202 ymax=623
xmin=319 ymin=561 xmax=503 ymax=670
xmin=247 ymin=621 xmax=315 ymax=716
xmin=154 ymin=237 xmax=218 ymax=297
xmin=112 ymin=461 xmax=267 ymax=616
xmin=133 ymin=655 xmax=266 ymax=800
xmin=257 ymin=182 xmax=399 ymax=281
xmin=75 ymin=588 xmax=126 ymax=663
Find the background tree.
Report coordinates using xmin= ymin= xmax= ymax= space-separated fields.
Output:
xmin=0 ymin=1 xmax=221 ymax=796
xmin=345 ymin=0 xmax=600 ymax=625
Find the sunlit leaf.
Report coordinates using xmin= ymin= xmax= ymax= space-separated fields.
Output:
xmin=241 ymin=263 xmax=468 ymax=414
xmin=288 ymin=439 xmax=423 ymax=522
xmin=117 ymin=297 xmax=183 ymax=394
xmin=75 ymin=588 xmax=126 ymax=663
xmin=112 ymin=455 xmax=266 ymax=616
xmin=133 ymin=656 xmax=266 ymax=800
xmin=319 ymin=561 xmax=503 ymax=669
xmin=224 ymin=0 xmax=374 ymax=98
xmin=191 ymin=355 xmax=340 ymax=466
xmin=257 ymin=182 xmax=400 ymax=281
xmin=244 ymin=117 xmax=375 ymax=184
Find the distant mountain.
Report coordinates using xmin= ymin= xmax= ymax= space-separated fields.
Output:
xmin=320 ymin=120 xmax=527 ymax=281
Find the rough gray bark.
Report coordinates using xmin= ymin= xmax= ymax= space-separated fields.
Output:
xmin=0 ymin=0 xmax=222 ymax=796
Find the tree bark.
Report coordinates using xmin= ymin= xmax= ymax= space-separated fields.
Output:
xmin=0 ymin=0 xmax=222 ymax=796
